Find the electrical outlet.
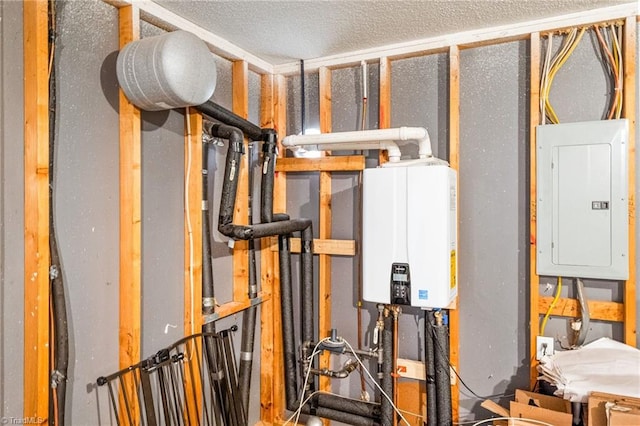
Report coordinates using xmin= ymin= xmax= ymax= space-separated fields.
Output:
xmin=536 ymin=336 xmax=555 ymax=360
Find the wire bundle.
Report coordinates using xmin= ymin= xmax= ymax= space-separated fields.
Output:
xmin=541 ymin=23 xmax=624 ymax=125
xmin=594 ymin=24 xmax=624 ymax=119
xmin=540 ymin=28 xmax=586 ymax=124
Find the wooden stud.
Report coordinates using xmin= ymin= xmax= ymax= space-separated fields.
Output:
xmin=275 ymin=155 xmax=365 ymax=172
xmin=529 ymin=32 xmax=542 ymax=388
xmin=318 ymin=66 xmax=333 ymax=412
xmin=269 ymin=238 xmax=356 ymax=256
xmin=183 ymin=109 xmax=203 ymax=421
xmin=538 ymin=297 xmax=624 ymax=322
xmin=232 ymin=60 xmax=250 ymax=304
xmin=379 ymin=57 xmax=391 ymax=164
xmin=204 ymin=292 xmax=270 ymax=323
xmin=184 ymin=110 xmax=203 ymax=335
xmin=23 ymin=1 xmax=50 ymax=422
xmin=622 ymin=17 xmax=637 ymax=346
xmin=448 ymin=44 xmax=461 ymax=422
xmin=259 ymin=73 xmax=276 ymax=424
xmin=117 ymin=6 xmax=141 ymax=425
xmin=272 ymin=73 xmax=288 ymax=423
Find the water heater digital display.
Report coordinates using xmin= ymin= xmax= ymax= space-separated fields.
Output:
xmin=362 ymin=164 xmax=457 ymax=308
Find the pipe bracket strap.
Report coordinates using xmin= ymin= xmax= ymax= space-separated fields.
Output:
xmin=210 ymin=370 xmax=226 ymax=381
xmin=202 ymin=200 xmax=209 ymax=211
xmin=229 ymin=159 xmax=237 ymax=181
xmin=203 ymin=297 xmax=216 ymax=308
xmin=262 ymin=156 xmax=270 ymax=174
xmin=240 ymin=351 xmax=253 ymax=362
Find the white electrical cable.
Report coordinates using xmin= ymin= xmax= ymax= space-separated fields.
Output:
xmin=471 ymin=417 xmax=554 ymax=426
xmin=185 ymin=107 xmax=195 ymax=337
xmin=282 ymin=338 xmax=330 ymax=426
xmin=342 ymin=338 xmax=411 ymax=426
xmin=283 ymin=335 xmax=410 ymax=426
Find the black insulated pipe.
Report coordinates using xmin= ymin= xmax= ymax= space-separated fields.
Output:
xmin=201 ymin=143 xmax=216 ymax=324
xmin=434 ymin=313 xmax=453 ymax=426
xmin=301 ymin=225 xmax=315 ymax=357
xmin=279 ymin=234 xmax=300 ymax=410
xmin=238 ymin=142 xmax=259 ymax=417
xmin=313 ymin=394 xmax=381 ymax=419
xmin=260 ymin=129 xmax=288 ymax=224
xmin=211 ymin=123 xmax=312 ymax=240
xmin=300 ymin=405 xmax=379 ymax=426
xmin=197 ymin=101 xmax=263 ymax=141
xmin=381 ymin=313 xmax=394 ymax=426
xmin=425 ymin=312 xmax=437 ymax=426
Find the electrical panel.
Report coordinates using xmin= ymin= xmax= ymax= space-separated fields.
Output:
xmin=362 ymin=164 xmax=457 ymax=308
xmin=536 ymin=119 xmax=629 ymax=280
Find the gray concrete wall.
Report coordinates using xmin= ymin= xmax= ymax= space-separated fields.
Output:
xmin=1 ymin=0 xmax=25 ymax=419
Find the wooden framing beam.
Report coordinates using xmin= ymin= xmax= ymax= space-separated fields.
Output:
xmin=622 ymin=16 xmax=637 ymax=347
xmin=232 ymin=60 xmax=250 ymax=304
xmin=318 ymin=66 xmax=333 ymax=411
xmin=269 ymin=238 xmax=356 ymax=256
xmin=538 ymin=297 xmax=624 ymax=322
xmin=528 ymin=32 xmax=542 ymax=388
xmin=117 ymin=6 xmax=141 ymax=424
xmin=271 ymin=73 xmax=288 ymax=423
xmin=259 ymin=73 xmax=277 ymax=424
xmin=275 ymin=155 xmax=365 ymax=172
xmin=184 ymin=110 xmax=203 ymax=336
xmin=204 ymin=292 xmax=270 ymax=324
xmin=448 ymin=44 xmax=461 ymax=422
xmin=183 ymin=109 xmax=203 ymax=420
xmin=23 ymin=1 xmax=50 ymax=421
xmin=379 ymin=57 xmax=391 ymax=164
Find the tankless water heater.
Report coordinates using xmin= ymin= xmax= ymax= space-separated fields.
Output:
xmin=362 ymin=164 xmax=457 ymax=308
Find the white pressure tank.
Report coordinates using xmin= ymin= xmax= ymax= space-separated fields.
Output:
xmin=116 ymin=30 xmax=217 ymax=111
xmin=362 ymin=163 xmax=457 ymax=309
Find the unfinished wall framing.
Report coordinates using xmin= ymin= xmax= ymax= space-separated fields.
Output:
xmin=16 ymin=1 xmax=638 ymax=425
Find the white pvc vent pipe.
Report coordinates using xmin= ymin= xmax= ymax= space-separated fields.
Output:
xmin=281 ymin=127 xmax=433 ymax=162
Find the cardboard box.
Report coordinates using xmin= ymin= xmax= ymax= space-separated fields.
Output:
xmin=588 ymin=392 xmax=640 ymax=426
xmin=482 ymin=389 xmax=572 ymax=426
xmin=509 ymin=390 xmax=572 ymax=426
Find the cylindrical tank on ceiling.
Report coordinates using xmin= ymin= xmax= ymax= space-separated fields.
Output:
xmin=116 ymin=30 xmax=217 ymax=111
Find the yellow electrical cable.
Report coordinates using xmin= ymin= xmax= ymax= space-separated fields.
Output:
xmin=540 ymin=277 xmax=562 ymax=336
xmin=544 ymin=28 xmax=586 ymax=124
xmin=542 ymin=30 xmax=574 ymax=124
xmin=612 ymin=25 xmax=623 ymax=119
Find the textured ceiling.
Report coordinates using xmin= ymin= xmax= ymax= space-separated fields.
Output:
xmin=156 ymin=0 xmax=632 ymax=65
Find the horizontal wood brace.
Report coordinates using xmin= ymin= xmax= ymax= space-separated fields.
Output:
xmin=202 ymin=291 xmax=270 ymax=324
xmin=269 ymin=237 xmax=356 ymax=256
xmin=538 ymin=296 xmax=624 ymax=322
xmin=275 ymin=155 xmax=365 ymax=172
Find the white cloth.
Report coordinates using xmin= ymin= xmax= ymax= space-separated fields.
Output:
xmin=537 ymin=337 xmax=640 ymax=403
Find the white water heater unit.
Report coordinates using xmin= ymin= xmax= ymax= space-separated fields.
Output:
xmin=362 ymin=164 xmax=457 ymax=309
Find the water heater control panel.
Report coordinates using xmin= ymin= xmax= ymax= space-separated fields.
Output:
xmin=390 ymin=263 xmax=411 ymax=305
